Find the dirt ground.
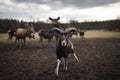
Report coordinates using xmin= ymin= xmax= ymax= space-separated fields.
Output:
xmin=0 ymin=38 xmax=120 ymax=80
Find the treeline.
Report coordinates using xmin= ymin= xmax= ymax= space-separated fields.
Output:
xmin=0 ymin=18 xmax=120 ymax=33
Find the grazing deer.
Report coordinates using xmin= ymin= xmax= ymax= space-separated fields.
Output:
xmin=14 ymin=23 xmax=35 ymax=45
xmin=53 ymin=27 xmax=79 ymax=76
xmin=78 ymin=29 xmax=86 ymax=40
xmin=38 ymin=29 xmax=54 ymax=46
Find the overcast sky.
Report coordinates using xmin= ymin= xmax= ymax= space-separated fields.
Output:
xmin=0 ymin=0 xmax=120 ymax=22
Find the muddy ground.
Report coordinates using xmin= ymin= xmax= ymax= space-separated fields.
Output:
xmin=0 ymin=39 xmax=120 ymax=80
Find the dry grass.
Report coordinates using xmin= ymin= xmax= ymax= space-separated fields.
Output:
xmin=85 ymin=30 xmax=120 ymax=38
xmin=0 ymin=30 xmax=120 ymax=43
xmin=72 ymin=30 xmax=120 ymax=39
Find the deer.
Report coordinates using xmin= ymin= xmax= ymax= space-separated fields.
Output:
xmin=49 ymin=17 xmax=63 ymax=29
xmin=38 ymin=29 xmax=54 ymax=46
xmin=52 ymin=27 xmax=79 ymax=76
xmin=49 ymin=17 xmax=64 ymax=40
xmin=14 ymin=23 xmax=35 ymax=45
xmin=78 ymin=28 xmax=86 ymax=40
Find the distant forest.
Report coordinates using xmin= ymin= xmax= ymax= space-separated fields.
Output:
xmin=0 ymin=18 xmax=120 ymax=33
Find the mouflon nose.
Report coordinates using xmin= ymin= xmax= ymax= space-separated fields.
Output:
xmin=61 ymin=40 xmax=67 ymax=46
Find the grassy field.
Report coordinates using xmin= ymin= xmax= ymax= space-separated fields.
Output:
xmin=0 ymin=30 xmax=120 ymax=43
xmin=84 ymin=30 xmax=120 ymax=39
xmin=73 ymin=30 xmax=120 ymax=39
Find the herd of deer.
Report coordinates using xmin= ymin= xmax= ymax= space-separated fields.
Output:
xmin=7 ymin=17 xmax=86 ymax=76
xmin=8 ymin=17 xmax=86 ymax=46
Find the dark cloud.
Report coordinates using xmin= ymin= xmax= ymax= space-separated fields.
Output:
xmin=12 ymin=0 xmax=120 ymax=9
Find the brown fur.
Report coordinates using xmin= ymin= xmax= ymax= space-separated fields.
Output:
xmin=14 ymin=24 xmax=35 ymax=45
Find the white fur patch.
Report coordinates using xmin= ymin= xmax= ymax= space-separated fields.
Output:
xmin=61 ymin=40 xmax=67 ymax=46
